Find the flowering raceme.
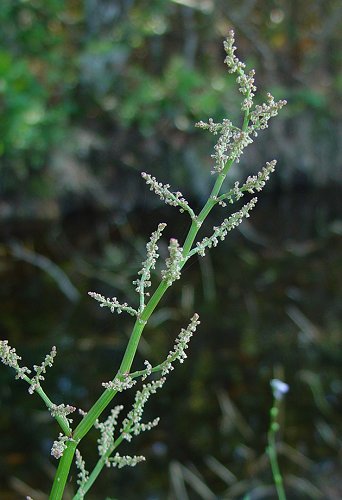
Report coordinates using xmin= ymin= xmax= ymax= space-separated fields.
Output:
xmin=0 ymin=31 xmax=286 ymax=499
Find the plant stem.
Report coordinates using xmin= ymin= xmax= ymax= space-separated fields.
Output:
xmin=267 ymin=402 xmax=286 ymax=500
xmin=21 ymin=374 xmax=72 ymax=436
xmin=49 ymin=439 xmax=78 ymax=499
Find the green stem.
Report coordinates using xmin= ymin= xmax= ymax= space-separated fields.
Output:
xmin=49 ymin=109 xmax=251 ymax=499
xmin=21 ymin=374 xmax=72 ymax=436
xmin=49 ymin=439 xmax=78 ymax=499
xmin=267 ymin=402 xmax=286 ymax=500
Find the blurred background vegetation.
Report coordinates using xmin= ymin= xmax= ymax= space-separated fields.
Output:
xmin=0 ymin=0 xmax=341 ymax=215
xmin=0 ymin=0 xmax=341 ymax=499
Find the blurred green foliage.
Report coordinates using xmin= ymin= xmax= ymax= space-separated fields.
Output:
xmin=0 ymin=0 xmax=74 ymax=193
xmin=0 ymin=0 xmax=341 ymax=207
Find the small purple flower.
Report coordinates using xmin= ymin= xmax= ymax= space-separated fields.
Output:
xmin=271 ymin=379 xmax=289 ymax=400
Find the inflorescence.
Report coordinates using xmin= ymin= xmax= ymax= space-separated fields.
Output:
xmin=95 ymin=314 xmax=200 ymax=472
xmin=224 ymin=29 xmax=257 ymax=111
xmin=51 ymin=433 xmax=70 ymax=459
xmin=196 ymin=119 xmax=253 ymax=173
xmin=0 ymin=340 xmax=31 ymax=380
xmin=50 ymin=403 xmax=77 ymax=423
xmin=190 ymin=199 xmax=257 ymax=258
xmin=161 ymin=238 xmax=184 ymax=286
xmin=88 ymin=292 xmax=138 ymax=317
xmin=133 ymin=223 xmax=167 ymax=311
xmin=142 ymin=172 xmax=196 ymax=221
xmin=75 ymin=449 xmax=89 ymax=499
xmin=0 ymin=341 xmax=57 ymax=395
xmin=0 ymin=29 xmax=287 ymax=494
xmin=92 ymin=379 xmax=165 ymax=469
xmin=29 ymin=346 xmax=57 ymax=394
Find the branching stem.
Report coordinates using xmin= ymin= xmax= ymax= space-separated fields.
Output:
xmin=49 ymin=109 xmax=250 ymax=499
xmin=21 ymin=374 xmax=72 ymax=436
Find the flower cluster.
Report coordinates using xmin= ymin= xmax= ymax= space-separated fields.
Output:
xmin=161 ymin=238 xmax=183 ymax=286
xmin=161 ymin=313 xmax=200 ymax=374
xmin=29 ymin=346 xmax=57 ymax=394
xmin=128 ymin=313 xmax=200 ymax=381
xmin=88 ymin=292 xmax=138 ymax=317
xmin=109 ymin=452 xmax=146 ymax=469
xmin=223 ymin=29 xmax=246 ymax=75
xmin=223 ymin=30 xmax=257 ymax=111
xmin=0 ymin=340 xmax=31 ymax=380
xmin=50 ymin=403 xmax=76 ymax=423
xmin=102 ymin=374 xmax=136 ymax=392
xmin=249 ymin=93 xmax=287 ymax=133
xmin=210 ymin=121 xmax=234 ymax=173
xmin=196 ymin=119 xmax=253 ymax=174
xmin=195 ymin=31 xmax=285 ymax=178
xmin=141 ymin=172 xmax=196 ymax=221
xmin=133 ymin=223 xmax=166 ymax=310
xmin=141 ymin=359 xmax=153 ymax=380
xmin=238 ymin=70 xmax=257 ymax=111
xmin=95 ymin=405 xmax=124 ymax=460
xmin=75 ymin=449 xmax=89 ymax=499
xmin=121 ymin=378 xmax=165 ymax=441
xmin=51 ymin=433 xmax=69 ymax=459
xmin=242 ymin=160 xmax=277 ymax=193
xmin=216 ymin=160 xmax=277 ymax=207
xmin=191 ymin=198 xmax=258 ymax=258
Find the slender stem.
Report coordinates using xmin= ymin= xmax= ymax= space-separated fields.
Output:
xmin=267 ymin=402 xmax=286 ymax=500
xmin=21 ymin=374 xmax=72 ymax=436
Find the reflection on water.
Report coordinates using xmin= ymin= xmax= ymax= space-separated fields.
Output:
xmin=0 ymin=191 xmax=341 ymax=499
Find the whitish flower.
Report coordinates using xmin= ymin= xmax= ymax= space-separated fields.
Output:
xmin=223 ymin=30 xmax=246 ymax=75
xmin=242 ymin=160 xmax=277 ymax=193
xmin=249 ymin=93 xmax=287 ymax=133
xmin=1 ymin=342 xmax=58 ymax=395
xmin=0 ymin=340 xmax=31 ymax=380
xmin=109 ymin=452 xmax=145 ymax=469
xmin=141 ymin=172 xmax=196 ymax=220
xmin=129 ymin=314 xmax=200 ymax=382
xmin=121 ymin=378 xmax=165 ymax=439
xmin=75 ymin=449 xmax=89 ymax=498
xmin=161 ymin=238 xmax=183 ymax=286
xmin=51 ymin=433 xmax=68 ymax=459
xmin=133 ymin=223 xmax=166 ymax=311
xmin=196 ymin=119 xmax=252 ymax=174
xmin=162 ymin=313 xmax=200 ymax=374
xmin=95 ymin=405 xmax=124 ymax=459
xmin=142 ymin=360 xmax=153 ymax=380
xmin=29 ymin=346 xmax=57 ymax=394
xmin=102 ymin=374 xmax=136 ymax=392
xmin=223 ymin=30 xmax=257 ymax=111
xmin=218 ymin=160 xmax=277 ymax=207
xmin=88 ymin=292 xmax=138 ymax=317
xmin=50 ymin=403 xmax=76 ymax=422
xmin=271 ymin=379 xmax=289 ymax=400
xmin=190 ymin=198 xmax=257 ymax=258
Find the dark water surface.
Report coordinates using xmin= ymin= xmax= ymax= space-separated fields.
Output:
xmin=0 ymin=190 xmax=341 ymax=499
